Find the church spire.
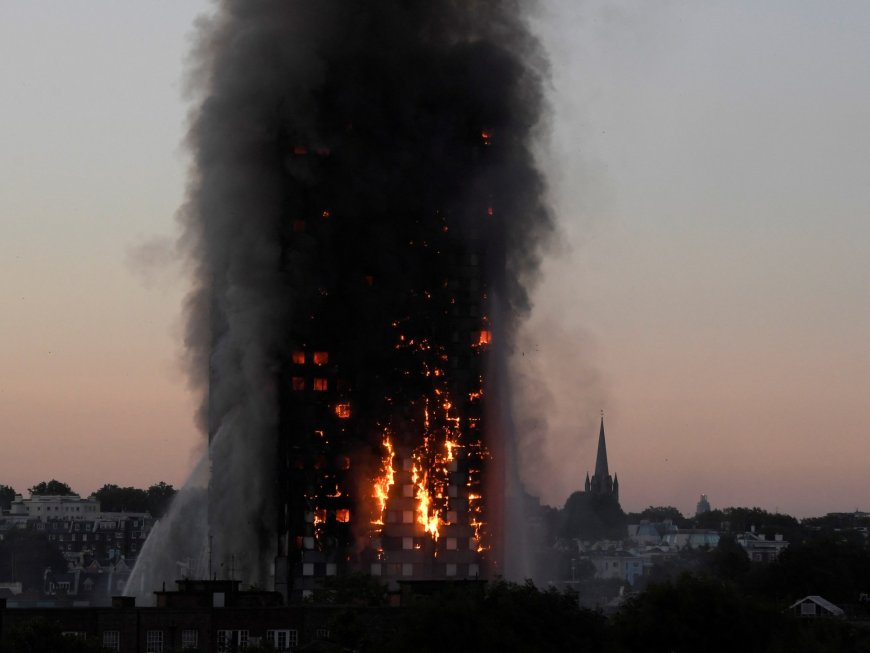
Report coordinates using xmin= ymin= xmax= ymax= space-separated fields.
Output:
xmin=594 ymin=411 xmax=609 ymax=480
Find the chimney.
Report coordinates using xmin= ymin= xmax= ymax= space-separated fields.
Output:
xmin=111 ymin=596 xmax=135 ymax=608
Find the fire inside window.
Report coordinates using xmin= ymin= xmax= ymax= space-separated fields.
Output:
xmin=292 ymin=351 xmax=305 ymax=365
xmin=334 ymin=403 xmax=351 ymax=419
xmin=313 ymin=378 xmax=328 ymax=392
xmin=321 ymin=209 xmax=331 ymax=218
xmin=478 ymin=330 xmax=492 ymax=346
xmin=313 ymin=352 xmax=329 ymax=365
xmin=335 ymin=509 xmax=350 ymax=523
xmin=291 ymin=377 xmax=305 ymax=391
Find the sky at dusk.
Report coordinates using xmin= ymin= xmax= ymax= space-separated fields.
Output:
xmin=1 ymin=1 xmax=868 ymax=518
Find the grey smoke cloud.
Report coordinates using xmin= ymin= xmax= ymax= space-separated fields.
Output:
xmin=512 ymin=315 xmax=608 ymax=506
xmin=125 ymin=235 xmax=180 ymax=288
xmin=132 ymin=0 xmax=558 ymax=591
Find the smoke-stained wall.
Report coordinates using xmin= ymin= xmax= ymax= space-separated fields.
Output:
xmin=135 ymin=0 xmax=554 ymax=592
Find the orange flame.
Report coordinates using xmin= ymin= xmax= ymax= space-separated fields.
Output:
xmin=367 ymin=324 xmax=490 ymax=553
xmin=372 ymin=436 xmax=395 ymax=526
xmin=445 ymin=439 xmax=457 ymax=462
xmin=412 ymin=462 xmax=441 ymax=541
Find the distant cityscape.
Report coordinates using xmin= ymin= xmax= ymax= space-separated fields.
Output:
xmin=0 ymin=481 xmax=173 ymax=606
xmin=1 ymin=419 xmax=869 ymax=650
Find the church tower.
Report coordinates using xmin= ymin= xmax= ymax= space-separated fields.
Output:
xmin=587 ymin=413 xmax=618 ymax=502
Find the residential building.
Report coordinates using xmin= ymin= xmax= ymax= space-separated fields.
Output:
xmin=0 ymin=497 xmax=154 ymax=606
xmin=661 ymin=529 xmax=720 ymax=549
xmin=789 ymin=595 xmax=845 ymax=618
xmin=7 ymin=494 xmax=99 ymax=523
xmin=585 ymin=549 xmax=644 ymax=586
xmin=0 ymin=580 xmax=375 ymax=652
xmin=736 ymin=531 xmax=788 ymax=562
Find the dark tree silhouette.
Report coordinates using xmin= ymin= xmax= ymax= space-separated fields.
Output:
xmin=91 ymin=482 xmax=176 ymax=517
xmin=28 ymin=480 xmax=74 ymax=496
xmin=560 ymin=492 xmax=626 ymax=541
xmin=92 ymin=484 xmax=149 ymax=513
xmin=694 ymin=506 xmax=800 ymax=541
xmin=377 ymin=581 xmax=610 ymax=653
xmin=710 ymin=533 xmax=751 ymax=582
xmin=145 ymin=482 xmax=176 ymax=518
xmin=0 ymin=531 xmax=68 ymax=587
xmin=0 ymin=484 xmax=16 ymax=510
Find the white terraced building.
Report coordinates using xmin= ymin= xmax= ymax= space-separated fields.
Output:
xmin=7 ymin=493 xmax=100 ymax=522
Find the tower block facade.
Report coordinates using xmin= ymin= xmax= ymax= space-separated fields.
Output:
xmin=273 ymin=129 xmax=501 ymax=601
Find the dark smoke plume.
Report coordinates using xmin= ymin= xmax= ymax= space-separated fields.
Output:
xmin=131 ymin=0 xmax=553 ymax=592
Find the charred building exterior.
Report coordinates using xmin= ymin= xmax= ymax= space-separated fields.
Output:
xmin=178 ymin=2 xmax=552 ymax=600
xmin=272 ymin=132 xmax=503 ymax=600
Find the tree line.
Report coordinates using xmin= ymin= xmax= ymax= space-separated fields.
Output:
xmin=0 ymin=480 xmax=176 ymax=518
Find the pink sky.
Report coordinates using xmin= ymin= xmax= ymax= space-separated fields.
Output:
xmin=1 ymin=1 xmax=869 ymax=518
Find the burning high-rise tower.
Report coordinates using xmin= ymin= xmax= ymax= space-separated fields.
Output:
xmin=272 ymin=162 xmax=502 ymax=597
xmin=129 ymin=1 xmax=553 ymax=600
